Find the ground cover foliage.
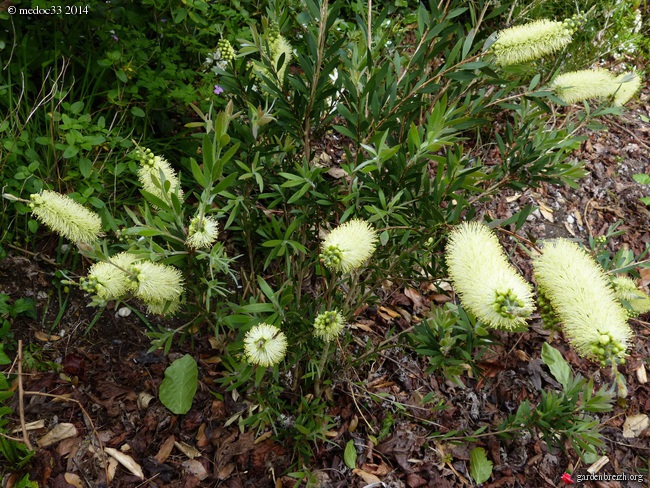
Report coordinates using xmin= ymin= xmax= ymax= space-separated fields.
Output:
xmin=0 ymin=0 xmax=649 ymax=486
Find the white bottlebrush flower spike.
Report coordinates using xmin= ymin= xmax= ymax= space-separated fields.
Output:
xmin=29 ymin=190 xmax=102 ymax=244
xmin=445 ymin=222 xmax=534 ymax=329
xmin=136 ymin=147 xmax=184 ymax=203
xmin=186 ymin=215 xmax=219 ymax=250
xmin=613 ymin=72 xmax=642 ymax=106
xmin=146 ymin=299 xmax=181 ymax=316
xmin=83 ymin=252 xmax=139 ymax=301
xmin=313 ymin=310 xmax=346 ymax=342
xmin=550 ymin=69 xmax=618 ymax=104
xmin=490 ymin=19 xmax=573 ymax=66
xmin=244 ymin=323 xmax=288 ymax=367
xmin=533 ymin=239 xmax=633 ymax=365
xmin=128 ymin=261 xmax=184 ymax=304
xmin=320 ymin=218 xmax=378 ymax=272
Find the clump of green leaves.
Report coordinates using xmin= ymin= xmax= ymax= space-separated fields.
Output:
xmin=500 ymin=344 xmax=613 ymax=462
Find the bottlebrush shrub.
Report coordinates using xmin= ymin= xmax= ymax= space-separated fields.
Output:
xmin=533 ymin=239 xmax=633 ymax=367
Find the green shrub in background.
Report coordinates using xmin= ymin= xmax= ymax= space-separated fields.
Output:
xmin=1 ymin=0 xmax=647 ymax=477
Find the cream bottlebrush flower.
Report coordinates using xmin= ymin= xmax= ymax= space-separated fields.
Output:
xmin=313 ymin=310 xmax=347 ymax=342
xmin=29 ymin=190 xmax=102 ymax=244
xmin=136 ymin=147 xmax=184 ymax=203
xmin=445 ymin=222 xmax=535 ymax=329
xmin=146 ymin=299 xmax=181 ymax=316
xmin=83 ymin=252 xmax=139 ymax=300
xmin=244 ymin=323 xmax=288 ymax=367
xmin=533 ymin=239 xmax=633 ymax=364
xmin=490 ymin=19 xmax=573 ymax=66
xmin=186 ymin=214 xmax=219 ymax=250
xmin=273 ymin=35 xmax=293 ymax=81
xmin=613 ymin=72 xmax=642 ymax=106
xmin=550 ymin=69 xmax=618 ymax=104
xmin=128 ymin=261 xmax=184 ymax=304
xmin=320 ymin=218 xmax=378 ymax=272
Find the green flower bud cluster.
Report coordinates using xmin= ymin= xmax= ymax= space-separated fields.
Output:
xmin=537 ymin=287 xmax=560 ymax=331
xmin=137 ymin=146 xmax=156 ymax=167
xmin=562 ymin=14 xmax=585 ymax=35
xmin=493 ymin=289 xmax=531 ymax=320
xmin=313 ymin=310 xmax=346 ymax=342
xmin=590 ymin=332 xmax=627 ymax=367
xmin=611 ymin=275 xmax=650 ymax=318
xmin=216 ymin=39 xmax=235 ymax=62
xmin=319 ymin=244 xmax=343 ymax=270
xmin=267 ymin=21 xmax=280 ymax=44
xmin=594 ymin=235 xmax=607 ymax=246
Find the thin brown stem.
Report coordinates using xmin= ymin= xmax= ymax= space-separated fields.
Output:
xmin=17 ymin=341 xmax=32 ymax=450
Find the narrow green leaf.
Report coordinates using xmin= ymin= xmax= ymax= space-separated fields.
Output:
xmin=159 ymin=355 xmax=198 ymax=415
xmin=469 ymin=447 xmax=493 ymax=484
xmin=541 ymin=343 xmax=572 ymax=390
xmin=344 ymin=440 xmax=357 ymax=469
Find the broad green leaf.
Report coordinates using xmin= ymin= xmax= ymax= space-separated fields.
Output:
xmin=633 ymin=174 xmax=650 ymax=185
xmin=541 ymin=343 xmax=572 ymax=390
xmin=469 ymin=447 xmax=492 ymax=484
xmin=159 ymin=355 xmax=198 ymax=414
xmin=344 ymin=440 xmax=357 ymax=469
xmin=131 ymin=107 xmax=145 ymax=118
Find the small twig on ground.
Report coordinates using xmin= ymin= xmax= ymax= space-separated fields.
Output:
xmin=17 ymin=340 xmax=32 ymax=450
xmin=608 ymin=118 xmax=650 ymax=151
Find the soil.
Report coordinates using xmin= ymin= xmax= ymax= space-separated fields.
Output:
xmin=1 ymin=91 xmax=649 ymax=487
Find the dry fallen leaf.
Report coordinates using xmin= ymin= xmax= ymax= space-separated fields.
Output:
xmin=538 ymin=202 xmax=554 ymax=222
xmin=155 ymin=435 xmax=176 ymax=464
xmin=622 ymin=414 xmax=650 ymax=438
xmin=137 ymin=392 xmax=155 ymax=410
xmin=37 ymin=423 xmax=78 ymax=447
xmin=182 ymin=459 xmax=209 ymax=481
xmin=352 ymin=468 xmax=382 ymax=484
xmin=12 ymin=420 xmax=45 ymax=433
xmin=175 ymin=440 xmax=201 ymax=459
xmin=34 ymin=331 xmax=61 ymax=342
xmin=104 ymin=447 xmax=144 ymax=479
xmin=64 ymin=473 xmax=83 ymax=488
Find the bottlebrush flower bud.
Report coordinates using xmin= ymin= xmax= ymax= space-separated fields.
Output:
xmin=490 ymin=19 xmax=573 ymax=66
xmin=244 ymin=323 xmax=288 ymax=366
xmin=313 ymin=310 xmax=346 ymax=342
xmin=136 ymin=147 xmax=184 ymax=203
xmin=186 ymin=215 xmax=219 ymax=250
xmin=445 ymin=222 xmax=534 ymax=329
xmin=29 ymin=190 xmax=102 ymax=244
xmin=533 ymin=239 xmax=633 ymax=364
xmin=128 ymin=261 xmax=184 ymax=304
xmin=550 ymin=69 xmax=618 ymax=104
xmin=320 ymin=218 xmax=378 ymax=272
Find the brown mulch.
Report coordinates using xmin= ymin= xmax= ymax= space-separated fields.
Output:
xmin=1 ymin=97 xmax=650 ymax=487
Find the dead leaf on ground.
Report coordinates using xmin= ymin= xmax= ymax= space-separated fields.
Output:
xmin=104 ymin=447 xmax=144 ymax=479
xmin=175 ymin=440 xmax=202 ymax=459
xmin=182 ymin=459 xmax=209 ymax=481
xmin=352 ymin=468 xmax=381 ymax=484
xmin=34 ymin=331 xmax=61 ymax=342
xmin=37 ymin=423 xmax=78 ymax=447
xmin=64 ymin=473 xmax=83 ymax=488
xmin=155 ymin=435 xmax=176 ymax=463
xmin=622 ymin=414 xmax=650 ymax=438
